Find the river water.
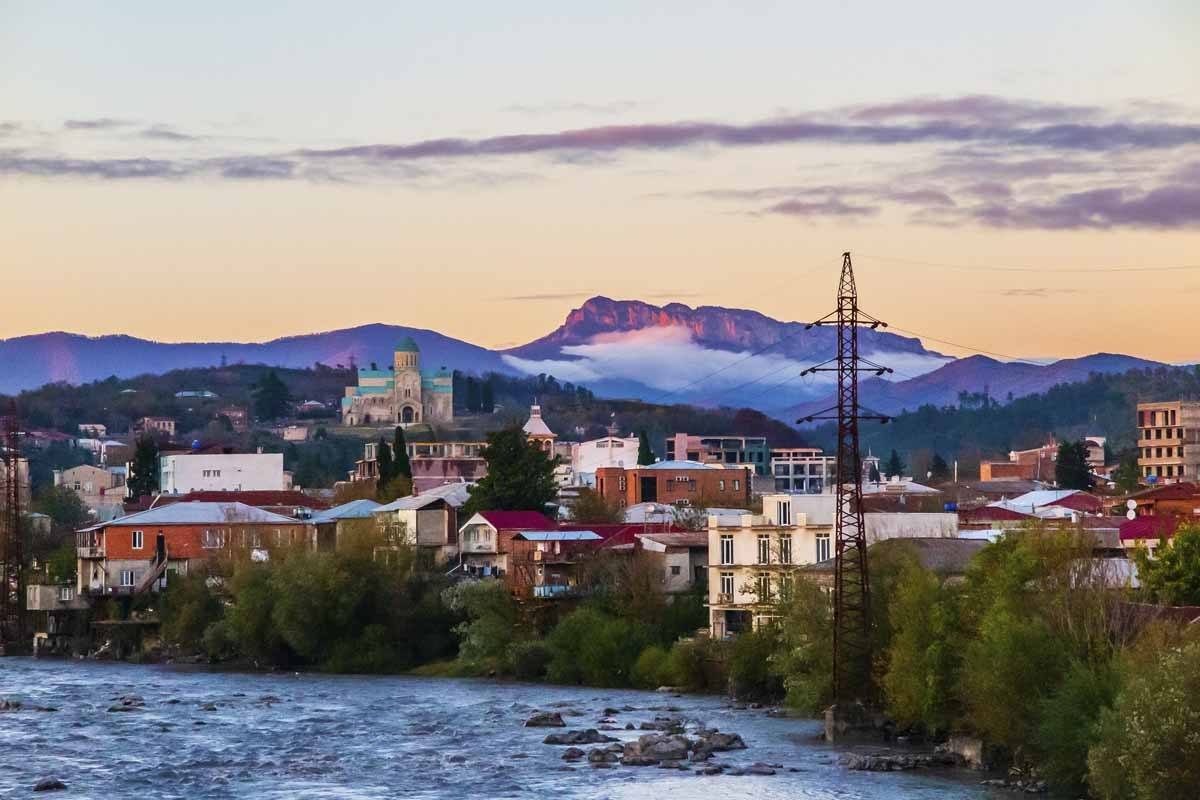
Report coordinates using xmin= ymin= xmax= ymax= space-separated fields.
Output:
xmin=1 ymin=659 xmax=999 ymax=799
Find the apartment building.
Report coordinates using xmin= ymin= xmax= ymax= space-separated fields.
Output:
xmin=1136 ymin=401 xmax=1200 ymax=484
xmin=594 ymin=461 xmax=751 ymax=508
xmin=159 ymin=451 xmax=287 ymax=494
xmin=770 ymin=448 xmax=837 ymax=493
xmin=666 ymin=433 xmax=771 ymax=476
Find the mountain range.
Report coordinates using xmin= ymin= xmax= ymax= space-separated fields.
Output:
xmin=0 ymin=297 xmax=1173 ymax=422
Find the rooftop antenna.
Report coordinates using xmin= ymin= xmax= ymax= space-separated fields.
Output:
xmin=796 ymin=253 xmax=891 ymax=708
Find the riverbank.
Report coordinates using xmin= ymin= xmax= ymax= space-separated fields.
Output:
xmin=1 ymin=658 xmax=998 ymax=799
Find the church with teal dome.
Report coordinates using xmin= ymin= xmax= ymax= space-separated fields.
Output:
xmin=340 ymin=337 xmax=454 ymax=426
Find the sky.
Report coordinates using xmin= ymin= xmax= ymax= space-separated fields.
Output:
xmin=2 ymin=1 xmax=1199 ymax=362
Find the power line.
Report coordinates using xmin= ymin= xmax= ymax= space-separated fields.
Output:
xmin=858 ymin=252 xmax=1200 ymax=274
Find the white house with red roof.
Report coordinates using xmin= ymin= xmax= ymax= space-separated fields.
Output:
xmin=455 ymin=510 xmax=556 ymax=577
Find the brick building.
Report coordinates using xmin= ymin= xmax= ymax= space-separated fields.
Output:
xmin=594 ymin=460 xmax=752 ymax=508
xmin=1137 ymin=401 xmax=1200 ymax=484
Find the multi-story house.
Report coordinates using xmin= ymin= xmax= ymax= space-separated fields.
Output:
xmin=666 ymin=433 xmax=771 ymax=476
xmin=1136 ymin=401 xmax=1200 ymax=484
xmin=770 ymin=448 xmax=837 ymax=493
xmin=707 ymin=493 xmax=958 ymax=638
xmin=75 ymin=501 xmax=305 ymax=597
xmin=454 ymin=510 xmax=555 ymax=578
xmin=159 ymin=451 xmax=286 ymax=494
xmin=594 ymin=461 xmax=751 ymax=508
xmin=53 ymin=464 xmax=126 ymax=520
xmin=133 ymin=416 xmax=176 ymax=439
xmin=372 ymin=482 xmax=471 ymax=564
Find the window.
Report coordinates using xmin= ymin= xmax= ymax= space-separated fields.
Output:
xmin=201 ymin=529 xmax=225 ymax=549
xmin=779 ymin=535 xmax=793 ymax=564
xmin=733 ymin=479 xmax=740 ymax=491
xmin=719 ymin=535 xmax=734 ymax=565
xmin=756 ymin=572 xmax=771 ymax=601
xmin=757 ymin=534 xmax=771 ymax=564
xmin=816 ymin=533 xmax=831 ymax=562
xmin=131 ymin=530 xmax=144 ymax=550
xmin=778 ymin=573 xmax=794 ymax=598
xmin=777 ymin=500 xmax=791 ymax=526
xmin=719 ymin=571 xmax=734 ymax=597
xmin=120 ymin=570 xmax=135 ymax=587
xmin=670 ymin=565 xmax=681 ymax=576
xmin=58 ymin=586 xmax=73 ymax=602
xmin=719 ymin=480 xmax=726 ymax=491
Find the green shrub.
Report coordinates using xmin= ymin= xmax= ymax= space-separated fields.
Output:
xmin=546 ymin=607 xmax=608 ymax=684
xmin=632 ymin=645 xmax=669 ymax=689
xmin=444 ymin=580 xmax=520 ymax=667
xmin=729 ymin=627 xmax=783 ymax=701
xmin=1087 ymin=639 xmax=1200 ymax=800
xmin=664 ymin=638 xmax=728 ymax=693
xmin=159 ymin=572 xmax=222 ymax=651
xmin=509 ymin=640 xmax=552 ymax=681
xmin=201 ymin=619 xmax=237 ymax=661
xmin=770 ymin=580 xmax=833 ymax=712
xmin=1034 ymin=658 xmax=1119 ymax=794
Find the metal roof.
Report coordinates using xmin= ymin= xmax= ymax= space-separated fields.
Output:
xmin=642 ymin=460 xmax=726 ymax=470
xmin=375 ymin=482 xmax=473 ymax=512
xmin=79 ymin=501 xmax=301 ymax=531
xmin=513 ymin=531 xmax=602 ymax=542
xmin=309 ymin=499 xmax=382 ymax=523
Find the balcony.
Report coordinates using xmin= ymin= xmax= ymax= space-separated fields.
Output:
xmin=533 ymin=584 xmax=577 ymax=599
xmin=716 ymin=592 xmax=734 ymax=604
xmin=78 ymin=546 xmax=105 ymax=559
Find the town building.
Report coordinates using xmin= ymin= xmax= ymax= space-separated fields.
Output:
xmin=1118 ymin=515 xmax=1180 ymax=559
xmin=979 ymin=435 xmax=1107 ymax=482
xmin=454 ymin=510 xmax=555 ymax=578
xmin=707 ymin=493 xmax=959 ymax=637
xmin=666 ymin=433 xmax=771 ymax=476
xmin=164 ymin=490 xmax=330 ymax=519
xmin=771 ymin=447 xmax=836 ymax=493
xmin=507 ymin=530 xmax=603 ymax=599
xmin=352 ymin=439 xmax=487 ymax=491
xmin=53 ymin=464 xmax=127 ymax=520
xmin=800 ymin=538 xmax=989 ymax=590
xmin=133 ymin=416 xmax=176 ymax=438
xmin=340 ymin=338 xmax=454 ymax=427
xmin=372 ymin=482 xmax=471 ymax=564
xmin=1122 ymin=481 xmax=1200 ymax=518
xmin=216 ymin=406 xmax=249 ymax=432
xmin=565 ymin=429 xmax=641 ymax=487
xmin=1136 ymin=401 xmax=1200 ymax=484
xmin=522 ymin=404 xmax=557 ymax=453
xmin=309 ymin=499 xmax=382 ymax=551
xmin=78 ymin=423 xmax=107 ymax=438
xmin=594 ymin=461 xmax=752 ymax=508
xmin=159 ymin=451 xmax=287 ymax=494
xmin=75 ymin=501 xmax=306 ymax=596
xmin=636 ymin=531 xmax=708 ymax=594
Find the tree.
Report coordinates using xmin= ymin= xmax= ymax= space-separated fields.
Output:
xmin=868 ymin=463 xmax=881 ymax=483
xmin=392 ymin=426 xmax=411 ymax=481
xmin=33 ymin=485 xmax=90 ymax=532
xmin=885 ymin=449 xmax=906 ymax=479
xmin=929 ymin=453 xmax=950 ymax=483
xmin=375 ymin=439 xmax=393 ymax=500
xmin=252 ymin=370 xmax=291 ymax=420
xmin=1112 ymin=455 xmax=1141 ymax=494
xmin=637 ymin=430 xmax=655 ymax=466
xmin=1134 ymin=524 xmax=1200 ymax=605
xmin=127 ymin=435 xmax=160 ymax=499
xmin=1055 ymin=440 xmax=1092 ymax=490
xmin=570 ymin=487 xmax=623 ymax=523
xmin=461 ymin=427 xmax=558 ymax=518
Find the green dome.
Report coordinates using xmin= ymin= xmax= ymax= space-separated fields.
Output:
xmin=395 ymin=336 xmax=420 ymax=352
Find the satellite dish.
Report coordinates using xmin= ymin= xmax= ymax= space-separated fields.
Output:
xmin=1126 ymin=499 xmax=1137 ymax=511
xmin=1126 ymin=509 xmax=1136 ymax=520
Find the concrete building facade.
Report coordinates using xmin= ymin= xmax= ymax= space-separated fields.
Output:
xmin=1137 ymin=401 xmax=1200 ymax=484
xmin=159 ymin=452 xmax=286 ymax=494
xmin=666 ymin=433 xmax=771 ymax=476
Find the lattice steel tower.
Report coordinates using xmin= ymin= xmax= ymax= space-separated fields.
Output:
xmin=0 ymin=401 xmax=25 ymax=653
xmin=798 ymin=252 xmax=891 ymax=702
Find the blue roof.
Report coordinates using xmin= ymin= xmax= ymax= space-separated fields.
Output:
xmin=514 ymin=531 xmax=602 ymax=542
xmin=309 ymin=499 xmax=382 ymax=523
xmin=396 ymin=336 xmax=420 ymax=352
xmin=643 ymin=460 xmax=720 ymax=470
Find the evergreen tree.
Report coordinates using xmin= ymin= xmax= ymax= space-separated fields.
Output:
xmin=252 ymin=370 xmax=291 ymax=420
xmin=929 ymin=453 xmax=950 ymax=482
xmin=128 ymin=435 xmax=160 ymax=499
xmin=392 ymin=426 xmax=411 ymax=480
xmin=1112 ymin=454 xmax=1141 ymax=494
xmin=480 ymin=378 xmax=495 ymax=413
xmin=1055 ymin=440 xmax=1092 ymax=490
xmin=465 ymin=377 xmax=481 ymax=412
xmin=885 ymin=449 xmax=906 ymax=478
xmin=462 ymin=427 xmax=558 ymax=518
xmin=868 ymin=463 xmax=882 ymax=483
xmin=375 ymin=439 xmax=393 ymax=498
xmin=637 ymin=430 xmax=655 ymax=466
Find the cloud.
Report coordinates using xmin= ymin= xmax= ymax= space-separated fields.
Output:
xmin=503 ymin=292 xmax=594 ymax=302
xmin=970 ymin=184 xmax=1200 ymax=229
xmin=845 ymin=95 xmax=1099 ymax=125
xmin=500 ymin=326 xmax=950 ymax=403
xmin=502 ymin=100 xmax=645 ymax=115
xmin=0 ymin=154 xmax=190 ymax=179
xmin=998 ymin=288 xmax=1081 ymax=297
xmin=761 ymin=197 xmax=879 ymax=218
xmin=63 ymin=118 xmax=131 ymax=130
xmin=140 ymin=125 xmax=201 ymax=142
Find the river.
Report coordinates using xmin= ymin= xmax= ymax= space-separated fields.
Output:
xmin=1 ymin=659 xmax=1000 ymax=798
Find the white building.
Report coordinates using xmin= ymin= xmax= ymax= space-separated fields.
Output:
xmin=159 ymin=452 xmax=286 ymax=495
xmin=372 ymin=482 xmax=472 ymax=564
xmin=707 ymin=494 xmax=958 ymax=637
xmin=568 ymin=433 xmax=642 ymax=486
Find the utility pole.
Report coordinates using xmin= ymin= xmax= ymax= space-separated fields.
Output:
xmin=797 ymin=253 xmax=891 ymax=708
xmin=0 ymin=401 xmax=26 ymax=654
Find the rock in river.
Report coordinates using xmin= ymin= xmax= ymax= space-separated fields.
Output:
xmin=524 ymin=711 xmax=566 ymax=728
xmin=542 ymin=729 xmax=617 ymax=745
xmin=34 ymin=779 xmax=67 ymax=792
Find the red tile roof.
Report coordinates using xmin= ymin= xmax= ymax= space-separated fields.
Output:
xmin=559 ymin=523 xmax=688 ymax=548
xmin=1128 ymin=482 xmax=1199 ymax=502
xmin=475 ymin=511 xmax=556 ymax=530
xmin=959 ymin=506 xmax=1035 ymax=523
xmin=1042 ymin=493 xmax=1104 ymax=513
xmin=1120 ymin=515 xmax=1181 ymax=542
